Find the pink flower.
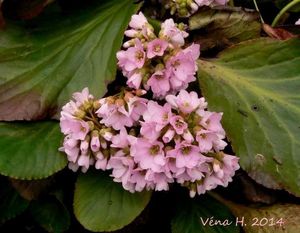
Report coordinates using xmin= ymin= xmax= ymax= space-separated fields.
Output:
xmin=195 ymin=0 xmax=213 ymax=6
xmin=220 ymin=153 xmax=240 ymax=182
xmin=213 ymin=0 xmax=228 ymax=6
xmin=60 ymin=119 xmax=90 ymax=140
xmin=140 ymin=122 xmax=161 ymax=141
xmin=162 ymin=128 xmax=175 ymax=143
xmin=145 ymin=170 xmax=173 ymax=191
xmin=147 ymin=69 xmax=171 ymax=98
xmin=196 ymin=130 xmax=221 ymax=153
xmin=142 ymin=101 xmax=172 ymax=130
xmin=101 ymin=108 xmax=133 ymax=130
xmin=130 ymin=169 xmax=148 ymax=192
xmin=80 ymin=139 xmax=89 ymax=154
xmin=90 ymin=134 xmax=100 ymax=152
xmin=96 ymin=98 xmax=116 ymax=117
xmin=176 ymin=164 xmax=209 ymax=184
xmin=183 ymin=130 xmax=194 ymax=143
xmin=68 ymin=162 xmax=79 ymax=172
xmin=199 ymin=111 xmax=225 ymax=137
xmin=126 ymin=70 xmax=143 ymax=89
xmin=160 ymin=19 xmax=188 ymax=47
xmin=147 ymin=39 xmax=168 ymax=58
xmin=95 ymin=152 xmax=108 ymax=170
xmin=195 ymin=0 xmax=228 ymax=7
xmin=61 ymin=136 xmax=79 ymax=163
xmin=78 ymin=154 xmax=91 ymax=170
xmin=72 ymin=87 xmax=93 ymax=106
xmin=97 ymin=100 xmax=137 ymax=130
xmin=111 ymin=128 xmax=136 ymax=149
xmin=129 ymin=12 xmax=148 ymax=29
xmin=169 ymin=115 xmax=188 ymax=135
xmin=125 ymin=12 xmax=153 ymax=40
xmin=131 ymin=138 xmax=166 ymax=172
xmin=127 ymin=96 xmax=148 ymax=121
xmin=296 ymin=18 xmax=300 ymax=25
xmin=167 ymin=142 xmax=204 ymax=169
xmin=117 ymin=39 xmax=145 ymax=73
xmin=107 ymin=155 xmax=135 ymax=192
xmin=195 ymin=175 xmax=221 ymax=195
xmin=166 ymin=90 xmax=206 ymax=114
xmin=124 ymin=29 xmax=138 ymax=38
xmin=61 ymin=101 xmax=78 ymax=115
xmin=166 ymin=45 xmax=199 ymax=91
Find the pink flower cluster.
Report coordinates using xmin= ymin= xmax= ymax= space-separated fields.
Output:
xmin=162 ymin=0 xmax=229 ymax=17
xmin=60 ymin=12 xmax=239 ymax=197
xmin=60 ymin=88 xmax=239 ymax=197
xmin=117 ymin=12 xmax=200 ymax=99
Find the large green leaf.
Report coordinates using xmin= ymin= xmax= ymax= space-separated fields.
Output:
xmin=198 ymin=38 xmax=300 ymax=196
xmin=0 ymin=121 xmax=67 ymax=179
xmin=0 ymin=178 xmax=29 ymax=223
xmin=0 ymin=0 xmax=139 ymax=120
xmin=29 ymin=197 xmax=70 ymax=233
xmin=171 ymin=195 xmax=240 ymax=233
xmin=74 ymin=171 xmax=152 ymax=232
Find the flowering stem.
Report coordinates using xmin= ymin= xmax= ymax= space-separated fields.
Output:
xmin=252 ymin=0 xmax=264 ymax=24
xmin=272 ymin=0 xmax=300 ymax=27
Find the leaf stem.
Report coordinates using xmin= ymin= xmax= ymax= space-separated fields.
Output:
xmin=272 ymin=0 xmax=300 ymax=27
xmin=253 ymin=0 xmax=265 ymax=24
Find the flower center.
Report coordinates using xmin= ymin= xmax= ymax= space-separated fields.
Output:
xmin=135 ymin=51 xmax=144 ymax=62
xmin=154 ymin=44 xmax=161 ymax=52
xmin=149 ymin=145 xmax=160 ymax=155
xmin=172 ymin=59 xmax=181 ymax=68
xmin=175 ymin=118 xmax=185 ymax=128
xmin=181 ymin=146 xmax=191 ymax=155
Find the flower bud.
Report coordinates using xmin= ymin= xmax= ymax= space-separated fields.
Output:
xmin=75 ymin=109 xmax=86 ymax=119
xmin=93 ymin=100 xmax=101 ymax=110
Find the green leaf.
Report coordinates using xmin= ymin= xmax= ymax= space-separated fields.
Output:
xmin=0 ymin=0 xmax=139 ymax=120
xmin=29 ymin=197 xmax=70 ymax=233
xmin=189 ymin=7 xmax=261 ymax=51
xmin=197 ymin=38 xmax=300 ymax=196
xmin=0 ymin=121 xmax=67 ymax=179
xmin=74 ymin=171 xmax=152 ymax=232
xmin=0 ymin=178 xmax=29 ymax=223
xmin=171 ymin=195 xmax=240 ymax=233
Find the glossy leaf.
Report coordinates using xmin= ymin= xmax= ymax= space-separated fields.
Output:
xmin=0 ymin=178 xmax=29 ymax=223
xmin=198 ymin=38 xmax=300 ymax=196
xmin=0 ymin=121 xmax=67 ymax=179
xmin=30 ymin=197 xmax=70 ymax=233
xmin=0 ymin=0 xmax=139 ymax=120
xmin=74 ymin=171 xmax=152 ymax=232
xmin=171 ymin=195 xmax=239 ymax=233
